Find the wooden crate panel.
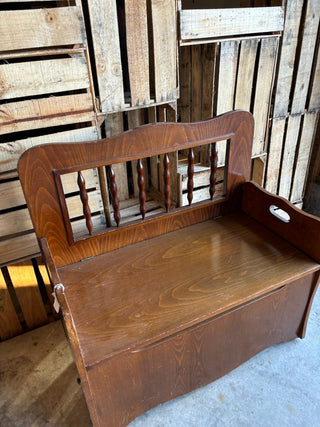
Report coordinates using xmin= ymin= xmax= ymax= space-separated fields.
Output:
xmin=0 ymin=268 xmax=22 ymax=340
xmin=252 ymin=37 xmax=279 ymax=156
xmin=87 ymin=0 xmax=124 ymax=112
xmin=234 ymin=39 xmax=258 ymax=111
xmin=0 ymin=7 xmax=86 ymax=52
xmin=309 ymin=45 xmax=320 ymax=112
xmin=291 ymin=113 xmax=318 ymax=203
xmin=151 ymin=0 xmax=177 ymax=103
xmin=0 ymin=57 xmax=90 ymax=100
xmin=7 ymin=261 xmax=48 ymax=329
xmin=0 ymin=93 xmax=95 ymax=135
xmin=0 ymin=233 xmax=39 ymax=267
xmin=272 ymin=0 xmax=303 ymax=118
xmin=265 ymin=117 xmax=286 ymax=194
xmin=180 ymin=7 xmax=284 ymax=43
xmin=125 ymin=0 xmax=150 ymax=106
xmin=291 ymin=0 xmax=320 ymax=115
xmin=0 ymin=126 xmax=98 ymax=177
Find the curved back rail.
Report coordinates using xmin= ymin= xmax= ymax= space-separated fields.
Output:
xmin=18 ymin=111 xmax=253 ymax=268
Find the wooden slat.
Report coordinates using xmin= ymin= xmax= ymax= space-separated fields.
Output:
xmin=273 ymin=0 xmax=304 ymax=118
xmin=0 ymin=233 xmax=39 ymax=267
xmin=87 ymin=0 xmax=124 ymax=112
xmin=216 ymin=41 xmax=239 ymax=166
xmin=291 ymin=0 xmax=320 ymax=115
xmin=265 ymin=117 xmax=286 ymax=194
xmin=234 ymin=39 xmax=258 ymax=111
xmin=151 ymin=0 xmax=177 ymax=102
xmin=291 ymin=113 xmax=318 ymax=203
xmin=0 ymin=268 xmax=22 ymax=340
xmin=0 ymin=57 xmax=90 ymax=100
xmin=0 ymin=7 xmax=86 ymax=51
xmin=309 ymin=45 xmax=320 ymax=111
xmin=0 ymin=93 xmax=95 ymax=135
xmin=252 ymin=37 xmax=279 ymax=156
xmin=0 ymin=126 xmax=98 ymax=177
xmin=180 ymin=7 xmax=284 ymax=42
xmin=191 ymin=45 xmax=202 ymax=122
xmin=178 ymin=46 xmax=191 ymax=123
xmin=7 ymin=261 xmax=48 ymax=329
xmin=125 ymin=0 xmax=150 ymax=106
xmin=278 ymin=114 xmax=301 ymax=198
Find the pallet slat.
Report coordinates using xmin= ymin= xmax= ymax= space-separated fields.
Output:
xmin=265 ymin=118 xmax=286 ymax=194
xmin=7 ymin=261 xmax=48 ymax=329
xmin=272 ymin=0 xmax=303 ymax=118
xmin=125 ymin=0 xmax=150 ymax=106
xmin=151 ymin=0 xmax=177 ymax=102
xmin=0 ymin=126 xmax=98 ymax=177
xmin=87 ymin=0 xmax=124 ymax=112
xmin=252 ymin=37 xmax=279 ymax=156
xmin=291 ymin=0 xmax=320 ymax=115
xmin=0 ymin=93 xmax=95 ymax=135
xmin=278 ymin=115 xmax=301 ymax=198
xmin=0 ymin=269 xmax=22 ymax=340
xmin=0 ymin=57 xmax=90 ymax=100
xmin=0 ymin=7 xmax=86 ymax=51
xmin=234 ymin=39 xmax=258 ymax=111
xmin=180 ymin=7 xmax=284 ymax=42
xmin=309 ymin=46 xmax=320 ymax=111
xmin=0 ymin=234 xmax=39 ymax=267
xmin=216 ymin=41 xmax=239 ymax=166
xmin=291 ymin=113 xmax=318 ymax=203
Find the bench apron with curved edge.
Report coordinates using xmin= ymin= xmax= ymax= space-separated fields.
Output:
xmin=18 ymin=111 xmax=320 ymax=427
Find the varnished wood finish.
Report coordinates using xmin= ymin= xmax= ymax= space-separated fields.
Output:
xmin=77 ymin=171 xmax=93 ymax=235
xmin=18 ymin=111 xmax=320 ymax=427
xmin=163 ymin=153 xmax=171 ymax=212
xmin=58 ymin=212 xmax=319 ymax=368
xmin=137 ymin=159 xmax=146 ymax=219
xmin=18 ymin=111 xmax=253 ymax=268
xmin=107 ymin=165 xmax=121 ymax=227
xmin=210 ymin=143 xmax=218 ymax=199
xmin=187 ymin=147 xmax=194 ymax=205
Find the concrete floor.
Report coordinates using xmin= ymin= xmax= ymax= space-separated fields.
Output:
xmin=1 ymin=289 xmax=319 ymax=427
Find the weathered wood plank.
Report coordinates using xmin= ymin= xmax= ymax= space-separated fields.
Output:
xmin=234 ymin=39 xmax=258 ymax=111
xmin=0 ymin=7 xmax=86 ymax=51
xmin=291 ymin=113 xmax=318 ymax=203
xmin=178 ymin=46 xmax=191 ymax=123
xmin=0 ymin=233 xmax=39 ymax=267
xmin=7 ymin=261 xmax=48 ymax=329
xmin=191 ymin=45 xmax=202 ymax=122
xmin=0 ymin=126 xmax=98 ymax=177
xmin=125 ymin=0 xmax=150 ymax=106
xmin=0 ymin=93 xmax=95 ymax=135
xmin=252 ymin=37 xmax=279 ymax=156
xmin=291 ymin=0 xmax=320 ymax=115
xmin=151 ymin=0 xmax=177 ymax=102
xmin=180 ymin=7 xmax=284 ymax=42
xmin=87 ymin=0 xmax=124 ymax=112
xmin=0 ymin=57 xmax=90 ymax=100
xmin=309 ymin=44 xmax=320 ymax=112
xmin=0 ymin=268 xmax=22 ymax=340
xmin=216 ymin=41 xmax=239 ymax=166
xmin=265 ymin=117 xmax=286 ymax=194
xmin=273 ymin=0 xmax=304 ymax=118
xmin=278 ymin=114 xmax=301 ymax=199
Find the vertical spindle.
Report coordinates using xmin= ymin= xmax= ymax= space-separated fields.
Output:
xmin=77 ymin=171 xmax=93 ymax=235
xmin=163 ymin=154 xmax=171 ymax=212
xmin=137 ymin=159 xmax=146 ymax=219
xmin=187 ymin=148 xmax=194 ymax=205
xmin=210 ymin=143 xmax=218 ymax=200
xmin=107 ymin=165 xmax=121 ymax=227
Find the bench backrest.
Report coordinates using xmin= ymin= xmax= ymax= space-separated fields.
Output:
xmin=18 ymin=111 xmax=253 ymax=268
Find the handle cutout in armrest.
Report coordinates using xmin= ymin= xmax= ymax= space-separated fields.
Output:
xmin=269 ymin=205 xmax=290 ymax=223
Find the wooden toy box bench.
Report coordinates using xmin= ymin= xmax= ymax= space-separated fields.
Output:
xmin=18 ymin=111 xmax=320 ymax=427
